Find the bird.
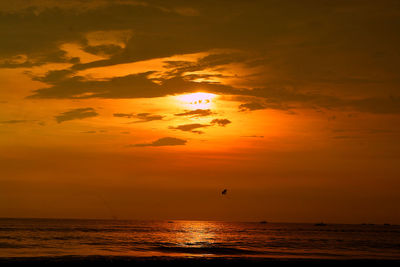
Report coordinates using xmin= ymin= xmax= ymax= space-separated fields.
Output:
xmin=221 ymin=189 xmax=227 ymax=195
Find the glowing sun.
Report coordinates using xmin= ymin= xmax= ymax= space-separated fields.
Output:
xmin=175 ymin=92 xmax=217 ymax=110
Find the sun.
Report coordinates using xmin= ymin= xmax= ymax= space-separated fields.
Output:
xmin=175 ymin=92 xmax=217 ymax=110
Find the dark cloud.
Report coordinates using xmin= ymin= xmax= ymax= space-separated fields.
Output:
xmin=114 ymin=112 xmax=164 ymax=122
xmin=0 ymin=3 xmax=191 ymax=66
xmin=169 ymin=119 xmax=231 ymax=134
xmin=163 ymin=51 xmax=247 ymax=78
xmin=130 ymin=137 xmax=187 ymax=147
xmin=133 ymin=113 xmax=164 ymax=123
xmin=2 ymin=1 xmax=400 ymax=76
xmin=32 ymin=69 xmax=75 ymax=83
xmin=174 ymin=109 xmax=214 ymax=117
xmin=241 ymin=135 xmax=264 ymax=138
xmin=243 ymin=88 xmax=343 ymax=110
xmin=81 ymin=130 xmax=96 ymax=134
xmin=328 ymin=115 xmax=337 ymax=121
xmin=169 ymin=123 xmax=209 ymax=134
xmin=29 ymin=69 xmax=400 ymax=114
xmin=0 ymin=49 xmax=79 ymax=68
xmin=349 ymin=96 xmax=400 ymax=114
xmin=240 ymin=88 xmax=400 ymax=114
xmin=30 ymin=72 xmax=158 ymax=99
xmin=0 ymin=1 xmax=397 ymax=114
xmin=237 ymin=97 xmax=293 ymax=112
xmin=0 ymin=120 xmax=29 ymax=124
xmin=28 ymin=72 xmax=237 ymax=99
xmin=55 ymin=108 xmax=98 ymax=123
xmin=239 ymin=102 xmax=267 ymax=111
xmin=113 ymin=113 xmax=134 ymax=118
xmin=367 ymin=129 xmax=399 ymax=134
xmin=0 ymin=119 xmax=47 ymax=126
xmin=210 ymin=119 xmax=231 ymax=127
xmin=83 ymin=44 xmax=124 ymax=57
xmin=333 ymin=135 xmax=359 ymax=139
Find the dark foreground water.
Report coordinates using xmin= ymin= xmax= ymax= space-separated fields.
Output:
xmin=0 ymin=218 xmax=399 ymax=261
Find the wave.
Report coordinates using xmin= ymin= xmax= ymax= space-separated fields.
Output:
xmin=153 ymin=245 xmax=261 ymax=255
xmin=0 ymin=242 xmax=32 ymax=249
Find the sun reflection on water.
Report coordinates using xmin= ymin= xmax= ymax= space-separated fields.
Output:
xmin=168 ymin=221 xmax=218 ymax=248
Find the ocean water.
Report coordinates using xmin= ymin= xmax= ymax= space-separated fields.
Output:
xmin=0 ymin=218 xmax=399 ymax=259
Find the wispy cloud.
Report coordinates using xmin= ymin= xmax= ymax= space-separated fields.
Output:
xmin=113 ymin=113 xmax=134 ymax=118
xmin=113 ymin=112 xmax=164 ymax=122
xmin=129 ymin=137 xmax=187 ymax=147
xmin=174 ymin=109 xmax=214 ymax=117
xmin=0 ymin=120 xmax=29 ymax=124
xmin=55 ymin=108 xmax=98 ymax=123
xmin=169 ymin=123 xmax=210 ymax=134
xmin=239 ymin=101 xmax=291 ymax=112
xmin=210 ymin=119 xmax=231 ymax=127
xmin=132 ymin=113 xmax=164 ymax=123
xmin=239 ymin=102 xmax=266 ymax=112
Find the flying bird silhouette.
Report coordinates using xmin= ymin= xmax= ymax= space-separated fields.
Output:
xmin=221 ymin=189 xmax=227 ymax=195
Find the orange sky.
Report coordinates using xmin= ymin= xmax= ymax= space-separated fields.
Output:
xmin=0 ymin=0 xmax=400 ymax=224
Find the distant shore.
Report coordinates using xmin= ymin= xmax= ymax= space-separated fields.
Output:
xmin=0 ymin=256 xmax=399 ymax=266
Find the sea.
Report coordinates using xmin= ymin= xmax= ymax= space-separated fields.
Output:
xmin=0 ymin=218 xmax=399 ymax=260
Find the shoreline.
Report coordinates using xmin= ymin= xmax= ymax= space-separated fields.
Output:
xmin=0 ymin=256 xmax=399 ymax=266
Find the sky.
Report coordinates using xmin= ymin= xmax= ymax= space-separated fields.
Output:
xmin=0 ymin=0 xmax=399 ymax=224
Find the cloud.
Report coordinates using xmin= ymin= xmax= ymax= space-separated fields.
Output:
xmin=83 ymin=44 xmax=124 ymax=57
xmin=29 ymin=69 xmax=400 ymax=114
xmin=0 ymin=120 xmax=29 ymax=124
xmin=2 ymin=1 xmax=399 ymax=114
xmin=349 ymin=96 xmax=400 ymax=114
xmin=169 ymin=120 xmax=231 ymax=134
xmin=113 ymin=113 xmax=134 ymax=118
xmin=28 ymin=72 xmax=236 ymax=99
xmin=174 ymin=109 xmax=214 ymax=117
xmin=241 ymin=135 xmax=264 ymax=138
xmin=130 ymin=137 xmax=187 ymax=147
xmin=32 ymin=69 xmax=75 ymax=83
xmin=163 ymin=51 xmax=247 ymax=78
xmin=237 ymin=88 xmax=400 ymax=114
xmin=210 ymin=119 xmax=231 ymax=127
xmin=239 ymin=102 xmax=266 ymax=111
xmin=169 ymin=123 xmax=210 ymax=134
xmin=333 ymin=135 xmax=359 ymax=139
xmin=0 ymin=119 xmax=48 ymax=126
xmin=113 ymin=112 xmax=164 ymax=122
xmin=55 ymin=108 xmax=98 ymax=123
xmin=238 ymin=98 xmax=292 ymax=112
xmin=328 ymin=115 xmax=336 ymax=121
xmin=132 ymin=113 xmax=164 ymax=123
xmin=0 ymin=3 xmax=192 ymax=67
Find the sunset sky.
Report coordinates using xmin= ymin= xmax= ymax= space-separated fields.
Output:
xmin=1 ymin=0 xmax=399 ymax=224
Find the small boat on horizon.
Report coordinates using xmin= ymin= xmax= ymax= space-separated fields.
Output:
xmin=314 ymin=222 xmax=327 ymax=226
